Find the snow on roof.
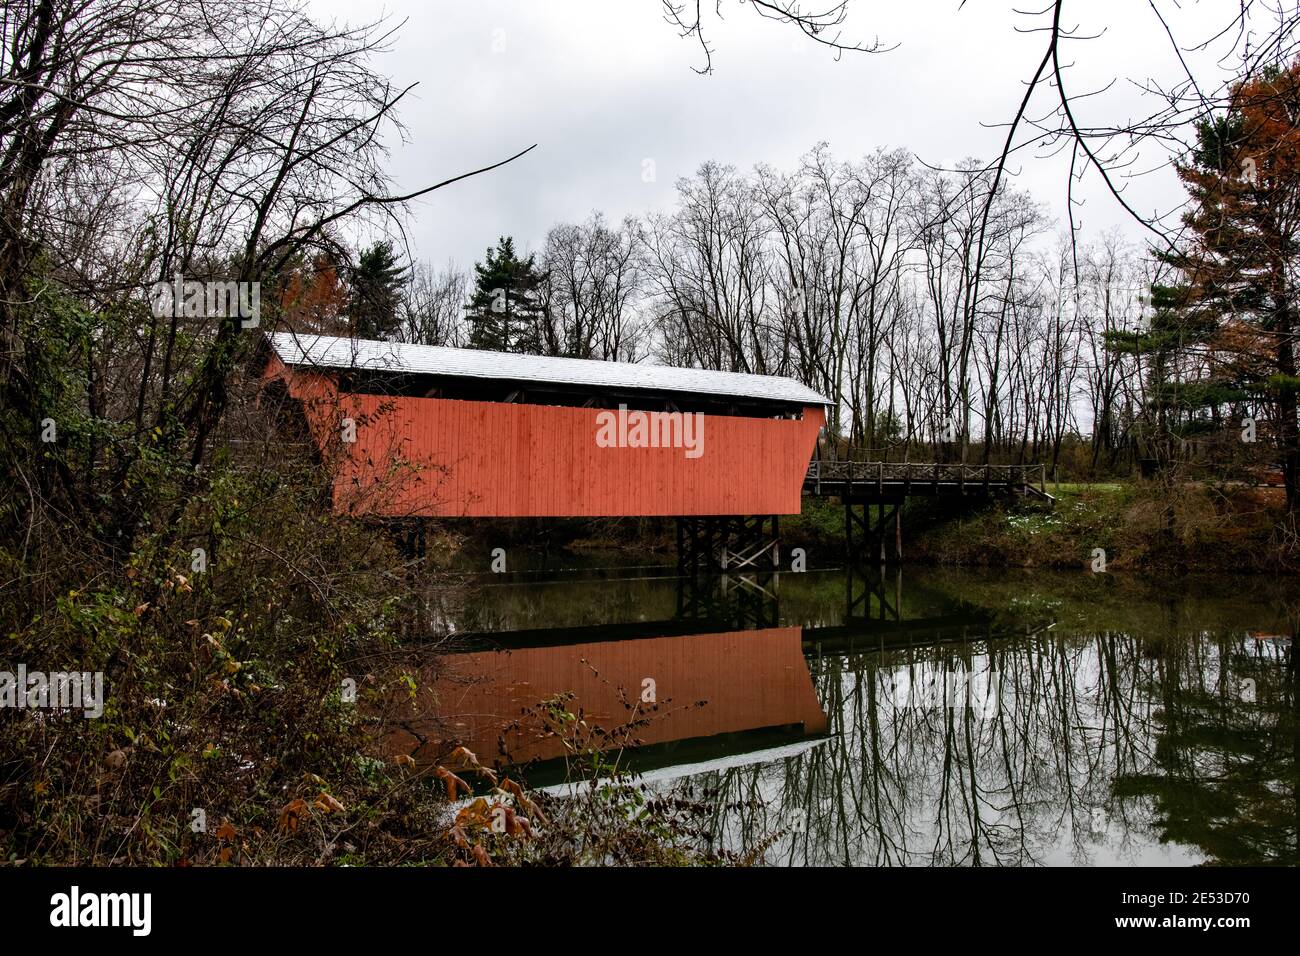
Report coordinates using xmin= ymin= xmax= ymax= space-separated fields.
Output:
xmin=268 ymin=332 xmax=831 ymax=407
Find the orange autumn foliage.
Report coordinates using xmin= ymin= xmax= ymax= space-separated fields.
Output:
xmin=279 ymin=255 xmax=350 ymax=334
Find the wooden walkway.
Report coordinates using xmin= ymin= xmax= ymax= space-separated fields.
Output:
xmin=804 ymin=460 xmax=1054 ymax=502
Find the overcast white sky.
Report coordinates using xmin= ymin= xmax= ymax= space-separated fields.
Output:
xmin=307 ymin=0 xmax=1258 ymax=269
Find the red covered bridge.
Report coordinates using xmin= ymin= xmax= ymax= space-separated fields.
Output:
xmin=262 ymin=331 xmax=829 ymax=520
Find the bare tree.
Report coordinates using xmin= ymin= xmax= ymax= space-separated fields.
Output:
xmin=398 ymin=261 xmax=470 ymax=347
xmin=0 ymin=0 xmax=533 ymax=552
xmin=541 ymin=213 xmax=648 ymax=361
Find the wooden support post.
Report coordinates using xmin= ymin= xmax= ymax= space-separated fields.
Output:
xmin=895 ymin=503 xmax=902 ymax=563
xmin=844 ymin=499 xmax=852 ymax=563
xmin=772 ymin=514 xmax=781 ymax=571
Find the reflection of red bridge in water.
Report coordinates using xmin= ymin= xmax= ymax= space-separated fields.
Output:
xmin=263 ymin=332 xmax=1052 ymax=566
xmin=381 ymin=573 xmax=1056 ymax=784
xmin=391 ymin=626 xmax=829 ymax=777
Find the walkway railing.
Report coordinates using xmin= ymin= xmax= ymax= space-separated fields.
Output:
xmin=805 ymin=460 xmax=1050 ymax=498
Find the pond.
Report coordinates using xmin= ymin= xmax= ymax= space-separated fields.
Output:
xmin=402 ymin=559 xmax=1298 ymax=866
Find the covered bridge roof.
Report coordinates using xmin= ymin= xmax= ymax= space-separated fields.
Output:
xmin=267 ymin=332 xmax=831 ymax=407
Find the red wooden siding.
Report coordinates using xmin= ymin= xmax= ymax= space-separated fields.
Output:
xmin=266 ymin=356 xmax=825 ymax=517
xmin=385 ymin=627 xmax=828 ymax=769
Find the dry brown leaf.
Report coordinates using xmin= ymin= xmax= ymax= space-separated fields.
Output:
xmin=314 ymin=792 xmax=345 ymax=815
xmin=434 ymin=766 xmax=471 ymax=801
xmin=498 ymin=777 xmax=548 ymax=825
xmin=447 ymin=745 xmax=480 ymax=767
xmin=499 ymin=805 xmax=520 ymax=835
xmin=454 ymin=797 xmax=491 ymax=830
xmin=446 ymin=746 xmax=498 ymax=785
xmin=277 ymin=797 xmax=309 ymax=833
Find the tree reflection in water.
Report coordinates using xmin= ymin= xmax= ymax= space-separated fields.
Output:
xmin=434 ymin=564 xmax=1298 ymax=866
xmin=693 ymin=571 xmax=1298 ymax=866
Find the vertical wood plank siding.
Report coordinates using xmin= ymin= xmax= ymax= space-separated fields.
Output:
xmin=267 ymin=358 xmax=825 ymax=518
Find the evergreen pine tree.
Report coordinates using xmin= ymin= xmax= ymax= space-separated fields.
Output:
xmin=349 ymin=240 xmax=409 ymax=340
xmin=1106 ymin=281 xmax=1226 ymax=470
xmin=1110 ymin=61 xmax=1300 ymax=509
xmin=464 ymin=237 xmax=548 ymax=353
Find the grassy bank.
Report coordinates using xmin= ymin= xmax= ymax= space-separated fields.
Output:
xmin=782 ymin=480 xmax=1299 ymax=574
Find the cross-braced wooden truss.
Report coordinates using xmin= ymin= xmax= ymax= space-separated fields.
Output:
xmin=675 ymin=514 xmax=781 ymax=576
xmin=844 ymin=497 xmax=902 ymax=565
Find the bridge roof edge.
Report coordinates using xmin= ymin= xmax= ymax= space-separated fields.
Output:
xmin=267 ymin=332 xmax=832 ymax=408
